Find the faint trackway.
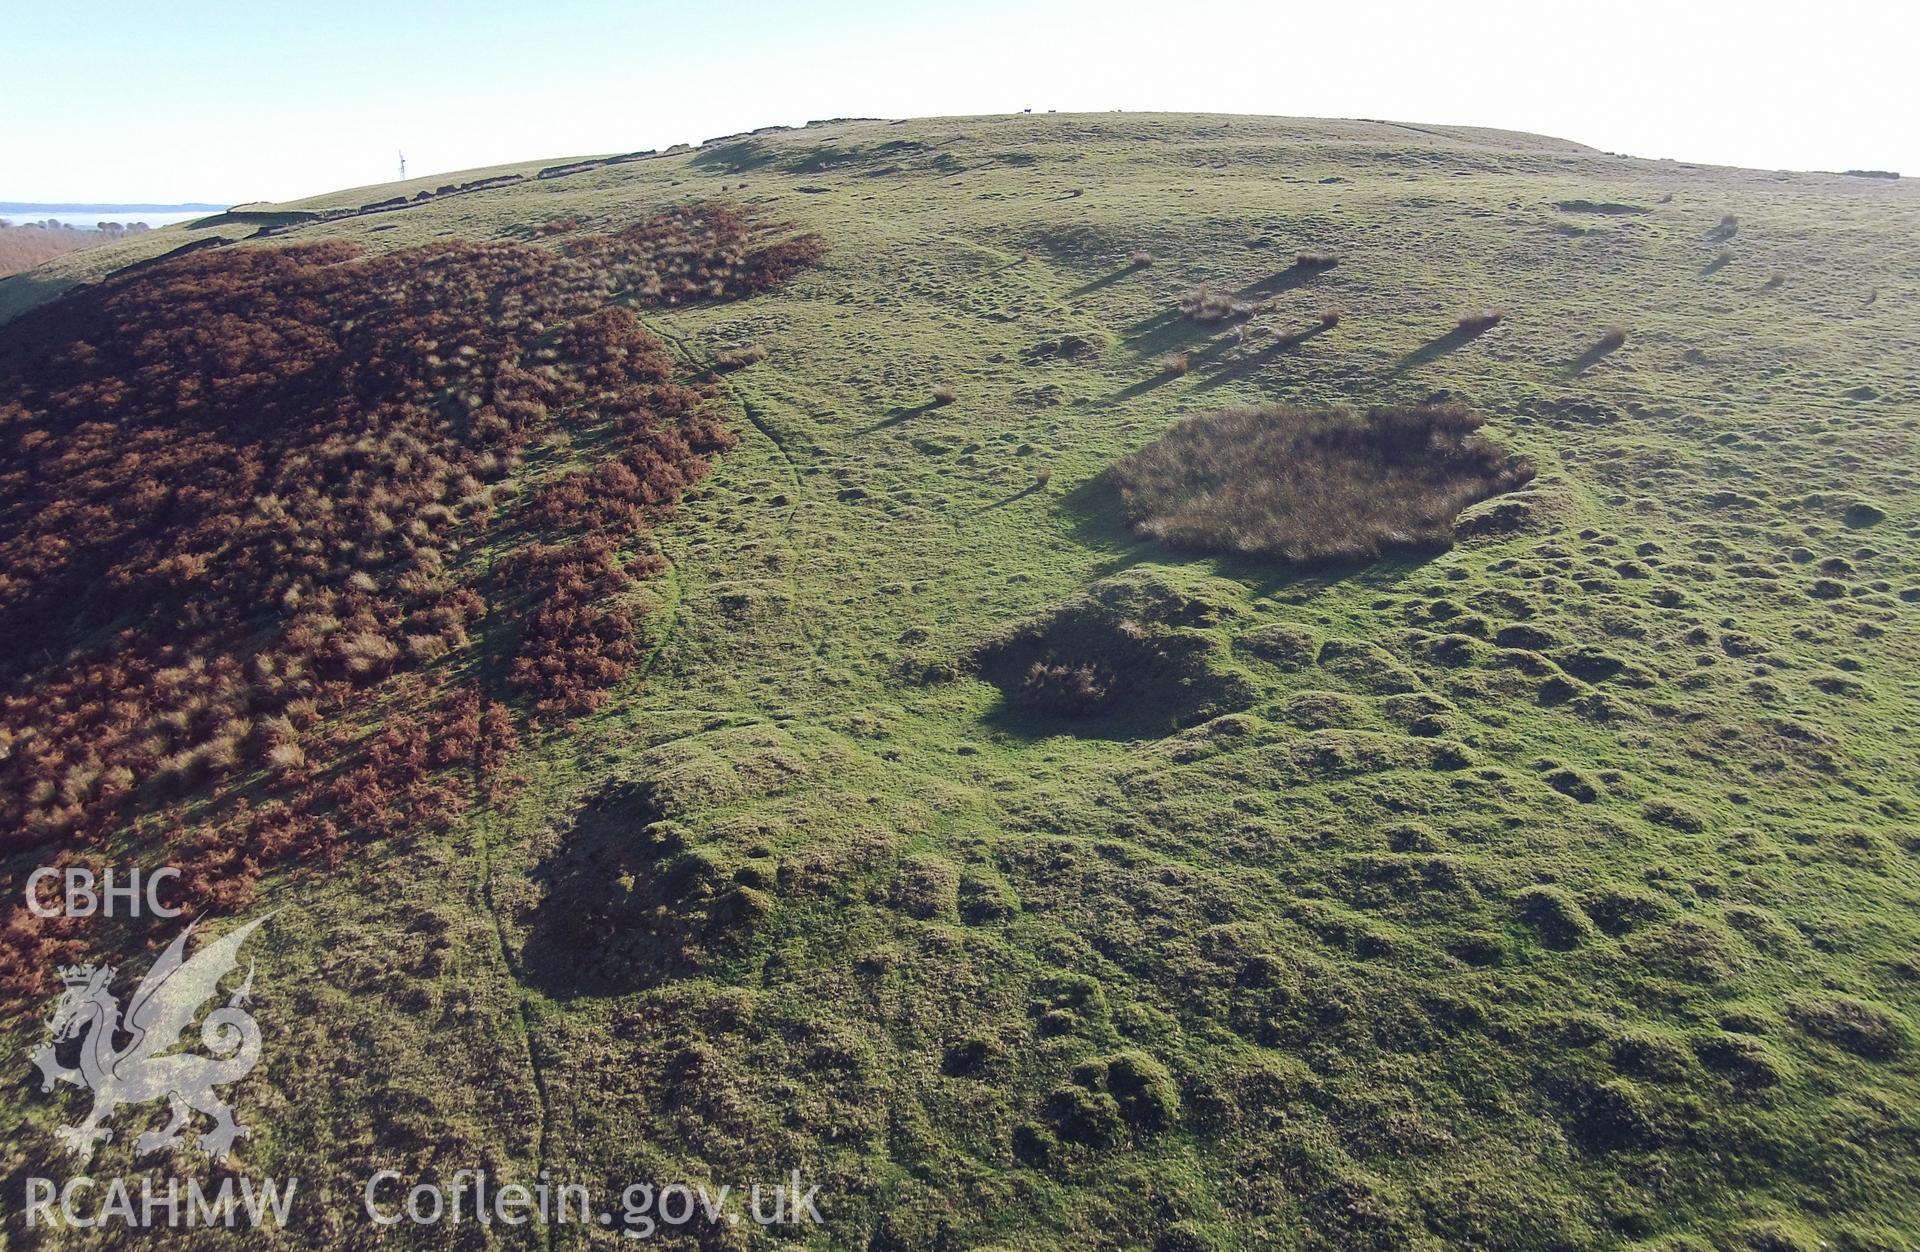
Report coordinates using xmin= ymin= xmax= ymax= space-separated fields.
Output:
xmin=478 ymin=822 xmax=557 ymax=1252
xmin=460 ymin=313 xmax=824 ymax=1240
xmin=466 ymin=502 xmax=685 ymax=1252
xmin=633 ymin=310 xmax=807 ymax=505
xmin=631 ymin=309 xmax=818 ymax=650
xmin=460 ymin=380 xmax=819 ymax=1216
xmin=468 ymin=496 xmax=560 ymax=1252
xmin=464 ymin=415 xmax=691 ymax=1252
xmin=737 ymin=392 xmax=808 ymax=539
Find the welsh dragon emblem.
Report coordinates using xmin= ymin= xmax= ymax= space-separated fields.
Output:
xmin=28 ymin=914 xmax=271 ymax=1163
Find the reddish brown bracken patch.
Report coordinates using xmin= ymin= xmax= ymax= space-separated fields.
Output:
xmin=0 ymin=205 xmax=824 ymax=1016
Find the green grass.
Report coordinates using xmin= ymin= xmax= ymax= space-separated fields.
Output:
xmin=5 ymin=113 xmax=1920 ymax=1250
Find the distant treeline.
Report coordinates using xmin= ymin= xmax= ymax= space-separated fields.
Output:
xmin=0 ymin=222 xmax=132 ymax=277
xmin=0 ymin=218 xmax=154 ymax=233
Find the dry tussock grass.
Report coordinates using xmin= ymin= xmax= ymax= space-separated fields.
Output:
xmin=1111 ymin=402 xmax=1535 ymax=565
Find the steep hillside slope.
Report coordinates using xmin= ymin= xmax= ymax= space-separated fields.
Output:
xmin=4 ymin=114 xmax=1919 ymax=1251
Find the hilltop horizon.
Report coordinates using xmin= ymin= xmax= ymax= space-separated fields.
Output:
xmin=16 ymin=106 xmax=1906 ymax=235
xmin=8 ymin=0 xmax=1915 ymax=203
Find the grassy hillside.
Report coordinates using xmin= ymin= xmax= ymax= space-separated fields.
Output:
xmin=4 ymin=113 xmax=1920 ymax=1250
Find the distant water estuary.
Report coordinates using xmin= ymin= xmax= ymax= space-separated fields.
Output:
xmin=0 ymin=202 xmax=225 ymax=229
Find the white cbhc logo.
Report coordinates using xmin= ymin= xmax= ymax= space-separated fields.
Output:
xmin=25 ymin=867 xmax=183 ymax=918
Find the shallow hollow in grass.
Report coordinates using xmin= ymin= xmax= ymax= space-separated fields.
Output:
xmin=972 ymin=570 xmax=1255 ymax=734
xmin=1109 ymin=402 xmax=1535 ymax=566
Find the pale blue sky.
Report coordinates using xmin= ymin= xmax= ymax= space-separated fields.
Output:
xmin=3 ymin=0 xmax=1914 ymax=204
